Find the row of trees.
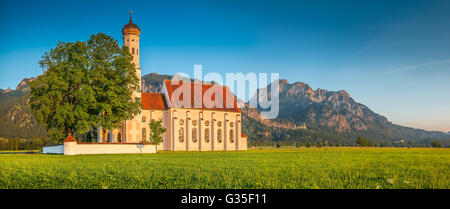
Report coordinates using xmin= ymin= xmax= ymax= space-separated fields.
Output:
xmin=0 ymin=137 xmax=58 ymax=151
xmin=267 ymin=136 xmax=445 ymax=148
xmin=356 ymin=136 xmax=443 ymax=148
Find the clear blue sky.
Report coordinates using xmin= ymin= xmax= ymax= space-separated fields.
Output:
xmin=0 ymin=0 xmax=449 ymax=132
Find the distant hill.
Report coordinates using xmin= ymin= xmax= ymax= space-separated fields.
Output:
xmin=142 ymin=73 xmax=172 ymax=93
xmin=0 ymin=73 xmax=448 ymax=147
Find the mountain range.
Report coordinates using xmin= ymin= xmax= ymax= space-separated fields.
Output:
xmin=245 ymin=79 xmax=449 ymax=146
xmin=1 ymin=73 xmax=449 ymax=146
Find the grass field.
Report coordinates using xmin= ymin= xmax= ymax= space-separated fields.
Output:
xmin=0 ymin=147 xmax=448 ymax=189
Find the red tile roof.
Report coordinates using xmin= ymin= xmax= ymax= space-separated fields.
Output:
xmin=241 ymin=132 xmax=248 ymax=138
xmin=142 ymin=93 xmax=167 ymax=110
xmin=64 ymin=133 xmax=77 ymax=142
xmin=164 ymin=79 xmax=241 ymax=112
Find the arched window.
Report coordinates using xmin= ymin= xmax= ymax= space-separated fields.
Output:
xmin=142 ymin=116 xmax=146 ymax=122
xmin=142 ymin=128 xmax=146 ymax=142
xmin=178 ymin=128 xmax=184 ymax=143
xmin=204 ymin=128 xmax=210 ymax=143
xmin=217 ymin=129 xmax=222 ymax=143
xmin=132 ymin=48 xmax=135 ymax=54
xmin=137 ymin=49 xmax=139 ymax=55
xmin=102 ymin=130 xmax=106 ymax=141
xmin=205 ymin=120 xmax=210 ymax=126
xmin=117 ymin=133 xmax=122 ymax=143
xmin=229 ymin=129 xmax=234 ymax=143
xmin=192 ymin=128 xmax=197 ymax=143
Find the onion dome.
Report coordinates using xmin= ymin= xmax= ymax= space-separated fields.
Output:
xmin=122 ymin=11 xmax=141 ymax=35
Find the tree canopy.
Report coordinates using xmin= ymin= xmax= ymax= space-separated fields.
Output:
xmin=431 ymin=140 xmax=441 ymax=148
xmin=30 ymin=33 xmax=141 ymax=138
xmin=356 ymin=136 xmax=370 ymax=147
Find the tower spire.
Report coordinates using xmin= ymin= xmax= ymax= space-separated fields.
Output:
xmin=129 ymin=9 xmax=133 ymax=23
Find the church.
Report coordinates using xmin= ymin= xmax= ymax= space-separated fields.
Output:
xmin=95 ymin=13 xmax=248 ymax=152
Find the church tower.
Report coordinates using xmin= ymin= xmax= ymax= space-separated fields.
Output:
xmin=122 ymin=11 xmax=141 ymax=97
xmin=122 ymin=11 xmax=142 ymax=142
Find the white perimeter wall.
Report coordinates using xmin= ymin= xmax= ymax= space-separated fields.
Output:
xmin=42 ymin=145 xmax=64 ymax=154
xmin=43 ymin=142 xmax=158 ymax=155
xmin=64 ymin=142 xmax=157 ymax=155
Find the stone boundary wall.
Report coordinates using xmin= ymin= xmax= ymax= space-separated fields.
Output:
xmin=43 ymin=142 xmax=158 ymax=155
xmin=64 ymin=142 xmax=157 ymax=155
xmin=42 ymin=144 xmax=64 ymax=154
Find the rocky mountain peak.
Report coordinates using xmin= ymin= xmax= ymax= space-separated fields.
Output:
xmin=1 ymin=87 xmax=12 ymax=93
xmin=15 ymin=77 xmax=35 ymax=92
xmin=279 ymin=79 xmax=289 ymax=85
xmin=337 ymin=90 xmax=350 ymax=98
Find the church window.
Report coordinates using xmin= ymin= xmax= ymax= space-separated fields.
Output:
xmin=192 ymin=120 xmax=197 ymax=126
xmin=217 ymin=121 xmax=222 ymax=127
xmin=192 ymin=128 xmax=198 ymax=143
xmin=142 ymin=128 xmax=147 ymax=142
xmin=229 ymin=129 xmax=234 ymax=143
xmin=132 ymin=48 xmax=135 ymax=54
xmin=178 ymin=128 xmax=184 ymax=143
xmin=204 ymin=128 xmax=210 ymax=143
xmin=142 ymin=116 xmax=146 ymax=122
xmin=102 ymin=130 xmax=106 ymax=141
xmin=117 ymin=133 xmax=122 ymax=143
xmin=179 ymin=119 xmax=184 ymax=125
xmin=205 ymin=120 xmax=210 ymax=126
xmin=217 ymin=129 xmax=222 ymax=143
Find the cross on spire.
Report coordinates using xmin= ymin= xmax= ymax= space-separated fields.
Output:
xmin=129 ymin=9 xmax=133 ymax=23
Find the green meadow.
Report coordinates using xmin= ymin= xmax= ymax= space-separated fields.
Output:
xmin=0 ymin=147 xmax=448 ymax=189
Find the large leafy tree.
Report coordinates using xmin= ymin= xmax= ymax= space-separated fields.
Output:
xmin=30 ymin=33 xmax=141 ymax=139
